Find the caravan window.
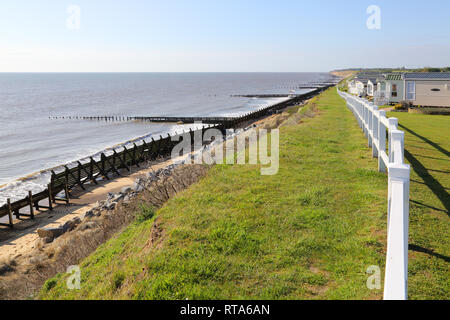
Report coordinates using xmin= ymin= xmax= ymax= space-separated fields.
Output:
xmin=406 ymin=81 xmax=416 ymax=100
xmin=391 ymin=84 xmax=398 ymax=97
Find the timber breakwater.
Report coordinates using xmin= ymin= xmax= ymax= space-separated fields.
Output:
xmin=0 ymin=84 xmax=334 ymax=228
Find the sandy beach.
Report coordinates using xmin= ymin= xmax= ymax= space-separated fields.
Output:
xmin=0 ymin=158 xmax=175 ymax=263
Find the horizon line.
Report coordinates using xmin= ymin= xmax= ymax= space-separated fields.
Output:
xmin=0 ymin=71 xmax=333 ymax=74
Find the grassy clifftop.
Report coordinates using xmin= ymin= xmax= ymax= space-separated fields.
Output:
xmin=39 ymin=88 xmax=389 ymax=299
xmin=39 ymin=88 xmax=447 ymax=300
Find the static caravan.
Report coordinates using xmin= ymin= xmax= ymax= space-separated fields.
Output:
xmin=385 ymin=74 xmax=405 ymax=103
xmin=348 ymin=79 xmax=365 ymax=96
xmin=366 ymin=78 xmax=378 ymax=97
xmin=349 ymin=73 xmax=383 ymax=97
xmin=375 ymin=73 xmax=404 ymax=105
xmin=375 ymin=73 xmax=406 ymax=105
xmin=404 ymin=73 xmax=450 ymax=107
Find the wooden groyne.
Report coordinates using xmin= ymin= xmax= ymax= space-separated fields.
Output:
xmin=50 ymin=116 xmax=237 ymax=125
xmin=50 ymin=84 xmax=335 ymax=126
xmin=1 ymin=85 xmax=334 ymax=228
xmin=231 ymin=94 xmax=291 ymax=98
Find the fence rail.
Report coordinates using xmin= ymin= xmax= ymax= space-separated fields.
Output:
xmin=338 ymin=89 xmax=411 ymax=300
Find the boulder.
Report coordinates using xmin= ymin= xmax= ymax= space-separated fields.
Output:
xmin=72 ymin=217 xmax=82 ymax=225
xmin=0 ymin=263 xmax=14 ymax=276
xmin=37 ymin=227 xmax=64 ymax=239
xmin=84 ymin=210 xmax=95 ymax=219
xmin=114 ymin=193 xmax=125 ymax=201
xmin=95 ymin=201 xmax=105 ymax=209
xmin=105 ymin=201 xmax=116 ymax=210
xmin=121 ymin=186 xmax=132 ymax=194
xmin=80 ymin=221 xmax=98 ymax=231
xmin=62 ymin=217 xmax=81 ymax=232
xmin=42 ymin=237 xmax=53 ymax=244
xmin=132 ymin=182 xmax=144 ymax=193
xmin=37 ymin=236 xmax=54 ymax=247
xmin=29 ymin=254 xmax=46 ymax=265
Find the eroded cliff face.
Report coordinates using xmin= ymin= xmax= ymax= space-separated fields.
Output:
xmin=0 ymin=164 xmax=210 ymax=300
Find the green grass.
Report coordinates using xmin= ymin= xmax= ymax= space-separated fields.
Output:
xmin=386 ymin=112 xmax=449 ymax=300
xmin=38 ymin=88 xmax=447 ymax=300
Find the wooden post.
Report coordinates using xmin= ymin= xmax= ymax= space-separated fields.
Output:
xmin=132 ymin=144 xmax=137 ymax=166
xmin=65 ymin=167 xmax=69 ymax=188
xmin=101 ymin=153 xmax=106 ymax=178
xmin=112 ymin=151 xmax=116 ymax=172
xmin=123 ymin=147 xmax=129 ymax=171
xmin=90 ymin=158 xmax=94 ymax=181
xmin=7 ymin=198 xmax=13 ymax=228
xmin=47 ymin=184 xmax=53 ymax=211
xmin=65 ymin=184 xmax=70 ymax=204
xmin=149 ymin=138 xmax=156 ymax=160
xmin=28 ymin=191 xmax=34 ymax=219
xmin=133 ymin=143 xmax=140 ymax=167
xmin=142 ymin=140 xmax=149 ymax=161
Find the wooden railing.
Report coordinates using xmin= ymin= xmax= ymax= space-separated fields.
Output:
xmin=338 ymin=89 xmax=411 ymax=300
xmin=0 ymin=124 xmax=222 ymax=228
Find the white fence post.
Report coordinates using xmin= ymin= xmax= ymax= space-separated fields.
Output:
xmin=384 ymin=163 xmax=410 ymax=300
xmin=372 ymin=105 xmax=379 ymax=158
xmin=388 ymin=118 xmax=399 ymax=162
xmin=378 ymin=110 xmax=387 ymax=173
xmin=390 ymin=130 xmax=405 ymax=165
xmin=368 ymin=103 xmax=373 ymax=148
xmin=365 ymin=102 xmax=369 ymax=139
xmin=360 ymin=101 xmax=363 ymax=131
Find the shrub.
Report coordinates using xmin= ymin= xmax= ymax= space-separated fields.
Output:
xmin=394 ymin=104 xmax=406 ymax=111
xmin=112 ymin=272 xmax=125 ymax=290
xmin=43 ymin=278 xmax=58 ymax=292
xmin=135 ymin=205 xmax=155 ymax=223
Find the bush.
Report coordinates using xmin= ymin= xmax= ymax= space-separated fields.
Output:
xmin=111 ymin=272 xmax=125 ymax=290
xmin=43 ymin=278 xmax=58 ymax=292
xmin=394 ymin=104 xmax=406 ymax=111
xmin=135 ymin=205 xmax=155 ymax=223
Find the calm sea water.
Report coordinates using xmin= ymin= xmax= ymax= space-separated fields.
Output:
xmin=0 ymin=73 xmax=334 ymax=205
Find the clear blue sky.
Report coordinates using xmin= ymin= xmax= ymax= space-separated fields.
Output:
xmin=1 ymin=0 xmax=449 ymax=72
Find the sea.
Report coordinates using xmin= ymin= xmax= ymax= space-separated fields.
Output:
xmin=0 ymin=72 xmax=335 ymax=206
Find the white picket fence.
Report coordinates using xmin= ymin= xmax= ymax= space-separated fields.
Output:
xmin=337 ymin=89 xmax=411 ymax=300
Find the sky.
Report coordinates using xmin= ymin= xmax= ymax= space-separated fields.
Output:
xmin=0 ymin=0 xmax=449 ymax=72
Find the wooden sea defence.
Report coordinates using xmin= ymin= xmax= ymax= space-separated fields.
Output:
xmin=50 ymin=85 xmax=334 ymax=125
xmin=0 ymin=85 xmax=332 ymax=228
xmin=50 ymin=115 xmax=237 ymax=124
xmin=0 ymin=124 xmax=220 ymax=228
xmin=338 ymin=89 xmax=411 ymax=301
